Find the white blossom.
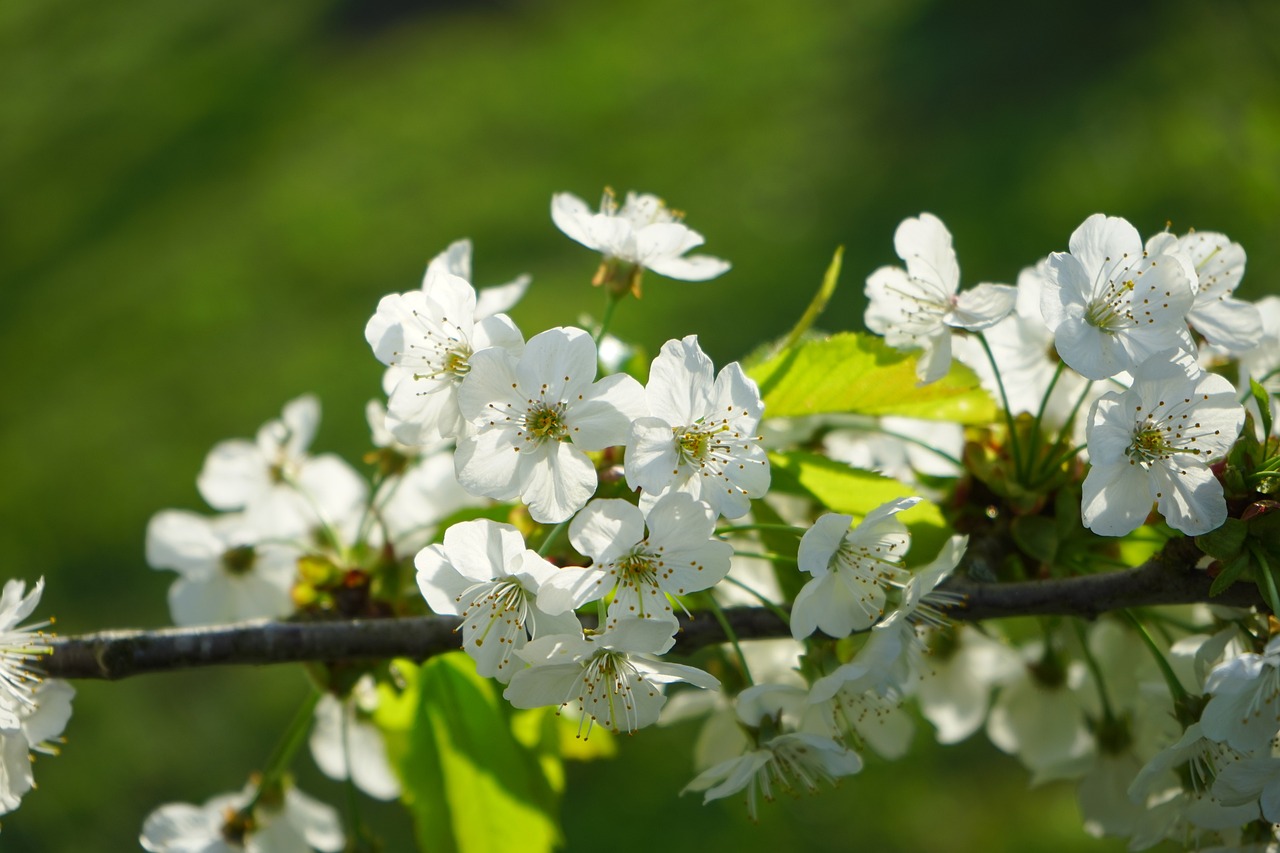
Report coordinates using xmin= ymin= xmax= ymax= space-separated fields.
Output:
xmin=145 ymin=511 xmax=297 ymax=626
xmin=1041 ymin=213 xmax=1196 ymax=380
xmin=196 ymin=395 xmax=367 ymax=540
xmin=682 ymin=685 xmax=861 ymax=820
xmin=366 ymin=268 xmax=524 ymax=445
xmin=1162 ymin=229 xmax=1261 ymax=353
xmin=139 ymin=783 xmax=344 ymax=853
xmin=424 ymin=238 xmax=531 ymax=320
xmin=309 ymin=675 xmax=399 ymax=801
xmin=0 ymin=679 xmax=73 ymax=819
xmin=865 ymin=212 xmax=1016 ymax=384
xmin=790 ymin=498 xmax=919 ymax=639
xmin=504 ymin=618 xmax=718 ymax=735
xmin=986 ymin=646 xmax=1094 ymax=784
xmin=415 ymin=519 xmax=580 ymax=683
xmin=626 ymin=335 xmax=768 ymax=520
xmin=1200 ymin=636 xmax=1280 ymax=755
xmin=537 ymin=494 xmax=732 ymax=629
xmin=455 ymin=327 xmax=645 ymax=523
xmin=1081 ymin=351 xmax=1242 ymax=536
xmin=552 ymin=189 xmax=730 ymax=296
xmin=0 ymin=579 xmax=52 ymax=728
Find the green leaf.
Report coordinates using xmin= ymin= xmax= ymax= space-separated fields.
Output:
xmin=768 ymin=450 xmax=949 ymax=563
xmin=744 ymin=496 xmax=805 ymax=602
xmin=1252 ymin=378 xmax=1273 ymax=441
xmin=375 ymin=655 xmax=563 ymax=853
xmin=1209 ymin=552 xmax=1252 ymax=598
xmin=1196 ymin=517 xmax=1247 ymax=561
xmin=1010 ymin=515 xmax=1058 ymax=565
xmin=776 ymin=246 xmax=843 ymax=353
xmin=748 ymin=331 xmax=994 ymax=423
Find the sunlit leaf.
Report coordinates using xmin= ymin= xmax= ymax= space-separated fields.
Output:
xmin=748 ymin=331 xmax=994 ymax=423
xmin=768 ymin=450 xmax=949 ymax=563
xmin=375 ymin=654 xmax=563 ymax=853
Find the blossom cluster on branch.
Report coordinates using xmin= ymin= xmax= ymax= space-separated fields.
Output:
xmin=17 ymin=189 xmax=1280 ymax=851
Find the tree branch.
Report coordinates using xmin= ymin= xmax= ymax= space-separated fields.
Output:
xmin=44 ymin=537 xmax=1263 ymax=680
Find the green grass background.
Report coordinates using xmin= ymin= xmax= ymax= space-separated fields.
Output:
xmin=4 ymin=0 xmax=1280 ymax=849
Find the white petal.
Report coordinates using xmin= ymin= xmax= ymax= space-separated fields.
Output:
xmin=568 ymin=499 xmax=645 ymax=563
xmin=521 ymin=443 xmax=596 ymax=523
xmin=570 ymin=372 xmax=646 ymax=450
xmin=948 ymin=283 xmax=1017 ymax=330
xmin=894 ymin=213 xmax=959 ymax=294
xmin=550 ymin=192 xmax=600 ymax=250
xmin=1081 ymin=461 xmax=1154 ymax=537
xmin=647 ymin=336 xmax=716 ymax=425
xmin=645 ymin=253 xmax=731 ymax=281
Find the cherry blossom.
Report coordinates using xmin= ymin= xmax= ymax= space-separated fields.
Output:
xmin=1081 ymin=351 xmax=1242 ymax=536
xmin=195 ymin=395 xmax=367 ymax=540
xmin=865 ymin=212 xmax=1016 ymax=384
xmin=145 ymin=511 xmax=298 ymax=626
xmin=537 ymin=494 xmax=732 ymax=629
xmin=415 ymin=519 xmax=581 ymax=683
xmin=455 ymin=327 xmax=645 ymax=523
xmin=1041 ymin=214 xmax=1197 ymax=380
xmin=504 ymin=618 xmax=718 ymax=735
xmin=790 ymin=498 xmax=919 ymax=639
xmin=625 ymin=335 xmax=768 ymax=520
xmin=366 ymin=269 xmax=525 ymax=445
xmin=139 ymin=783 xmax=344 ymax=853
xmin=552 ymin=189 xmax=730 ymax=297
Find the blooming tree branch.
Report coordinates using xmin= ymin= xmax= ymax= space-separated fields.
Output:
xmin=45 ymin=536 xmax=1262 ymax=680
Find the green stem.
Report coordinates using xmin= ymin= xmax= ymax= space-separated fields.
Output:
xmin=1072 ymin=620 xmax=1115 ymax=723
xmin=862 ymin=425 xmax=964 ymax=468
xmin=707 ymin=597 xmax=754 ymax=686
xmin=977 ymin=333 xmax=1026 ymax=482
xmin=243 ymin=688 xmax=322 ymax=814
xmin=341 ymin=706 xmax=365 ymax=847
xmin=731 ymin=551 xmax=797 ymax=563
xmin=1252 ymin=545 xmax=1280 ymax=617
xmin=595 ymin=291 xmax=622 ymax=346
xmin=1030 ymin=443 xmax=1088 ymax=488
xmin=1034 ymin=379 xmax=1094 ymax=483
xmin=721 ymin=576 xmax=791 ymax=625
xmin=537 ymin=520 xmax=570 ymax=557
xmin=1121 ymin=609 xmax=1191 ymax=721
xmin=715 ymin=523 xmax=805 ymax=537
xmin=1025 ymin=361 xmax=1066 ymax=475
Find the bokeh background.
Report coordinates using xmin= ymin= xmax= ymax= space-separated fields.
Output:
xmin=4 ymin=0 xmax=1280 ymax=849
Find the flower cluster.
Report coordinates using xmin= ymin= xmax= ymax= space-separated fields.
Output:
xmin=30 ymin=192 xmax=1280 ymax=852
xmin=0 ymin=580 xmax=73 ymax=829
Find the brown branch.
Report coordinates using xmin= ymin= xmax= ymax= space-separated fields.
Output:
xmin=43 ymin=538 xmax=1264 ymax=681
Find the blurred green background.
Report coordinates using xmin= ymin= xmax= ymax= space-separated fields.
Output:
xmin=4 ymin=0 xmax=1279 ymax=849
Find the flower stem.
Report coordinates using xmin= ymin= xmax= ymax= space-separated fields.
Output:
xmin=707 ymin=597 xmax=754 ymax=685
xmin=731 ymin=551 xmax=797 ymax=563
xmin=243 ymin=687 xmax=321 ymax=814
xmin=1072 ymin=619 xmax=1115 ymax=724
xmin=595 ymin=290 xmax=622 ymax=346
xmin=721 ymin=576 xmax=791 ymax=625
xmin=715 ymin=523 xmax=804 ymax=537
xmin=977 ymin=333 xmax=1026 ymax=483
xmin=537 ymin=520 xmax=570 ymax=557
xmin=1121 ymin=609 xmax=1192 ymax=724
xmin=1032 ymin=379 xmax=1094 ymax=484
xmin=1024 ymin=361 xmax=1066 ymax=476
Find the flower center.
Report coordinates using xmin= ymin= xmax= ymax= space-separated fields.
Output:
xmin=614 ymin=548 xmax=660 ymax=588
xmin=442 ymin=343 xmax=473 ymax=379
xmin=524 ymin=402 xmax=569 ymax=443
xmin=1126 ymin=425 xmax=1176 ymax=464
xmin=221 ymin=545 xmax=258 ymax=576
xmin=1084 ymin=281 xmax=1135 ymax=331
